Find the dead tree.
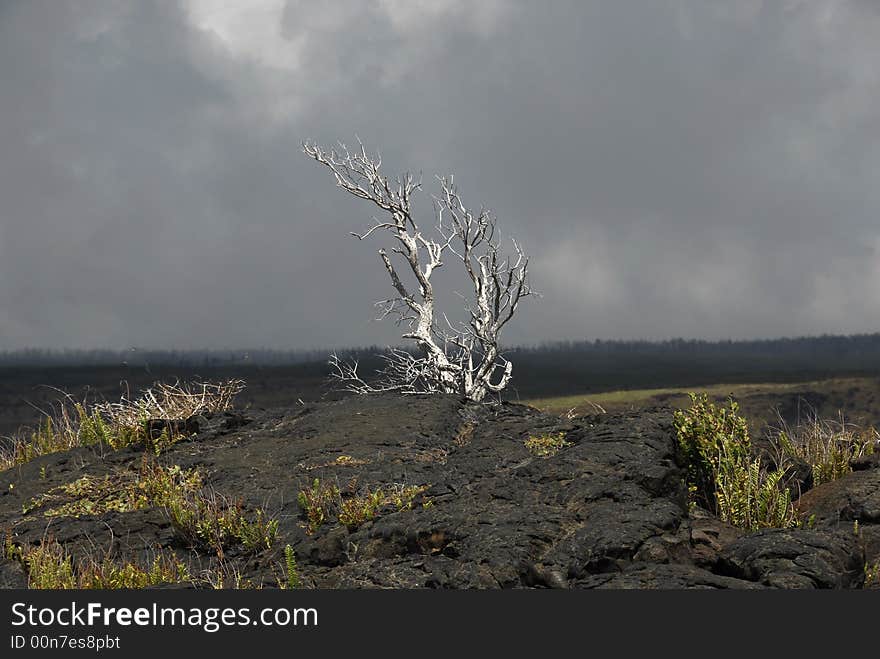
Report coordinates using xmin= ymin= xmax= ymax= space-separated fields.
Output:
xmin=304 ymin=139 xmax=532 ymax=402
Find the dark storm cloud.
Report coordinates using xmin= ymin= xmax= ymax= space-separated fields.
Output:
xmin=1 ymin=1 xmax=878 ymax=350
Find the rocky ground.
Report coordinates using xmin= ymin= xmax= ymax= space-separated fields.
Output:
xmin=0 ymin=394 xmax=876 ymax=588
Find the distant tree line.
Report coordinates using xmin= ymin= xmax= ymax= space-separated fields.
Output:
xmin=2 ymin=334 xmax=879 ymax=399
xmin=504 ymin=333 xmax=880 ymax=397
xmin=0 ymin=347 xmax=384 ymax=368
xmin=511 ymin=334 xmax=880 ymax=356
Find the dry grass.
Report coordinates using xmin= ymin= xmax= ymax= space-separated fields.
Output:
xmin=0 ymin=379 xmax=245 ymax=471
xmin=93 ymin=379 xmax=244 ymax=427
xmin=770 ymin=412 xmax=878 ymax=487
xmin=1 ymin=402 xmax=99 ymax=470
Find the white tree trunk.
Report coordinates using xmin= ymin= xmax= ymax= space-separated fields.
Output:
xmin=304 ymin=139 xmax=532 ymax=402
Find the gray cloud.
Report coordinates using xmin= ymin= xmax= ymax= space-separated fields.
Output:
xmin=1 ymin=0 xmax=878 ymax=350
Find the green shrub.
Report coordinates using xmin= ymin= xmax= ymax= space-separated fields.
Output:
xmin=674 ymin=393 xmax=797 ymax=530
xmin=236 ymin=509 xmax=280 ymax=554
xmin=674 ymin=393 xmax=751 ymax=509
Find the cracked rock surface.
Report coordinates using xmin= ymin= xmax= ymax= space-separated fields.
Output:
xmin=1 ymin=394 xmax=875 ymax=588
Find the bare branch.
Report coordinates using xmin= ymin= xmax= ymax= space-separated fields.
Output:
xmin=307 ymin=139 xmax=533 ymax=402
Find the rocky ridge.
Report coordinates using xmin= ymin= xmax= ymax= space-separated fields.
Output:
xmin=0 ymin=394 xmax=875 ymax=588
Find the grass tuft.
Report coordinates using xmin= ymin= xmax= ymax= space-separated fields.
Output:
xmin=338 ymin=489 xmax=384 ymax=528
xmin=297 ymin=478 xmax=341 ymax=534
xmin=770 ymin=413 xmax=877 ymax=487
xmin=165 ymin=489 xmax=278 ymax=557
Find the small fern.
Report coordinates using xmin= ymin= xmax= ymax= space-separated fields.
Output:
xmin=281 ymin=544 xmax=300 ymax=589
xmin=715 ymin=456 xmax=797 ymax=530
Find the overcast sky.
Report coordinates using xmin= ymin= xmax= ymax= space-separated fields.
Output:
xmin=1 ymin=1 xmax=878 ymax=351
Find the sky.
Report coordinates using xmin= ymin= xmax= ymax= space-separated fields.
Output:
xmin=1 ymin=0 xmax=879 ymax=351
